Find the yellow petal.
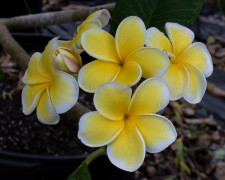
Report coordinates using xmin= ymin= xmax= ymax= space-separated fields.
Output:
xmin=36 ymin=89 xmax=59 ymax=125
xmin=77 ymin=20 xmax=101 ymax=33
xmin=81 ymin=29 xmax=120 ymax=63
xmin=74 ymin=20 xmax=102 ymax=49
xmin=94 ymin=82 xmax=132 ymax=120
xmin=114 ymin=61 xmax=142 ymax=86
xmin=125 ymin=47 xmax=170 ymax=78
xmin=165 ymin=22 xmax=194 ymax=55
xmin=57 ymin=39 xmax=73 ymax=48
xmin=78 ymin=111 xmax=124 ymax=147
xmin=49 ymin=71 xmax=79 ymax=114
xmin=145 ymin=27 xmax=172 ymax=53
xmin=39 ymin=37 xmax=59 ymax=77
xmin=183 ymin=64 xmax=207 ymax=104
xmin=162 ymin=63 xmax=189 ymax=101
xmin=22 ymin=84 xmax=47 ymax=115
xmin=78 ymin=60 xmax=120 ymax=93
xmin=22 ymin=52 xmax=51 ymax=85
xmin=85 ymin=9 xmax=111 ymax=27
xmin=115 ymin=16 xmax=146 ymax=60
xmin=128 ymin=78 xmax=169 ymax=115
xmin=131 ymin=114 xmax=177 ymax=153
xmin=107 ymin=121 xmax=145 ymax=172
xmin=58 ymin=39 xmax=83 ymax=55
xmin=176 ymin=42 xmax=213 ymax=77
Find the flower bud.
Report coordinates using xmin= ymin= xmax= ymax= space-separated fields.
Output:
xmin=53 ymin=47 xmax=82 ymax=74
xmin=73 ymin=9 xmax=111 ymax=51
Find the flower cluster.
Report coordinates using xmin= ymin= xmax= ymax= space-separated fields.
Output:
xmin=22 ymin=9 xmax=213 ymax=172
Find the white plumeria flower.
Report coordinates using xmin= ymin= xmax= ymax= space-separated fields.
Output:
xmin=22 ymin=38 xmax=79 ymax=124
xmin=145 ymin=23 xmax=213 ymax=104
xmin=78 ymin=16 xmax=170 ymax=93
xmin=78 ymin=78 xmax=177 ymax=172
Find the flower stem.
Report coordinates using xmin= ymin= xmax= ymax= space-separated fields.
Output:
xmin=85 ymin=146 xmax=106 ymax=165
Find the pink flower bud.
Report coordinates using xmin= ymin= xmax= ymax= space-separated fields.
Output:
xmin=53 ymin=47 xmax=82 ymax=74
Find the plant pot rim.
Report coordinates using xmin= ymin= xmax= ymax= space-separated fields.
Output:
xmin=0 ymin=149 xmax=87 ymax=160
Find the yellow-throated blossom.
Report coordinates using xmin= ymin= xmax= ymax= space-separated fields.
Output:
xmin=22 ymin=38 xmax=79 ymax=124
xmin=78 ymin=78 xmax=177 ymax=171
xmin=53 ymin=46 xmax=82 ymax=75
xmin=145 ymin=23 xmax=213 ymax=104
xmin=78 ymin=16 xmax=170 ymax=93
xmin=73 ymin=9 xmax=111 ymax=51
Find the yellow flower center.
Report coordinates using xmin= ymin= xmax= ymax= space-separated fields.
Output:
xmin=170 ymin=56 xmax=177 ymax=63
xmin=124 ymin=114 xmax=129 ymax=120
xmin=41 ymin=79 xmax=54 ymax=90
xmin=168 ymin=51 xmax=181 ymax=64
xmin=119 ymin=60 xmax=125 ymax=67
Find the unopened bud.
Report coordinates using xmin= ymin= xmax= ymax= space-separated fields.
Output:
xmin=53 ymin=47 xmax=82 ymax=74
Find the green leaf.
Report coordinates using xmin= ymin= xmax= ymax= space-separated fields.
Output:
xmin=110 ymin=0 xmax=204 ymax=35
xmin=67 ymin=147 xmax=106 ymax=180
xmin=219 ymin=0 xmax=225 ymax=13
xmin=175 ymin=141 xmax=191 ymax=175
xmin=180 ymin=161 xmax=191 ymax=175
xmin=67 ymin=162 xmax=92 ymax=180
xmin=0 ymin=67 xmax=4 ymax=79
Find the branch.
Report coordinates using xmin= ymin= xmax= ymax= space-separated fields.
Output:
xmin=0 ymin=3 xmax=115 ymax=70
xmin=66 ymin=102 xmax=90 ymax=121
xmin=0 ymin=21 xmax=30 ymax=70
xmin=2 ymin=3 xmax=115 ymax=31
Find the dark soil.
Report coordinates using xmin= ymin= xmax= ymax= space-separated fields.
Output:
xmin=0 ymin=70 xmax=95 ymax=156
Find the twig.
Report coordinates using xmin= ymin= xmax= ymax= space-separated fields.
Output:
xmin=184 ymin=117 xmax=217 ymax=126
xmin=186 ymin=156 xmax=209 ymax=179
xmin=207 ymin=82 xmax=225 ymax=98
xmin=2 ymin=3 xmax=115 ymax=31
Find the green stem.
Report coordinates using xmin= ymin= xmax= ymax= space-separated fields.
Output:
xmin=67 ymin=147 xmax=106 ymax=180
xmin=85 ymin=146 xmax=106 ymax=165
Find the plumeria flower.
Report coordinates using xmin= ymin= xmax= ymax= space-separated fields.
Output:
xmin=73 ymin=9 xmax=111 ymax=51
xmin=145 ymin=23 xmax=213 ymax=104
xmin=78 ymin=78 xmax=177 ymax=171
xmin=22 ymin=38 xmax=79 ymax=124
xmin=78 ymin=16 xmax=170 ymax=93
